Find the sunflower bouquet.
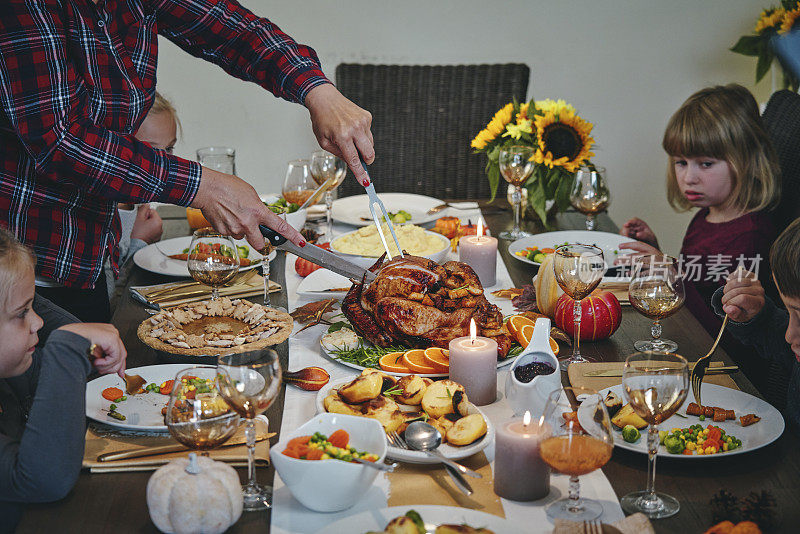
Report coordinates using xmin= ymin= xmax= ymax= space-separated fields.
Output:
xmin=731 ymin=0 xmax=800 ymax=91
xmin=471 ymin=98 xmax=595 ymax=226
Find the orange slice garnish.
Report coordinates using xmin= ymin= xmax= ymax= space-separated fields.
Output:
xmin=507 ymin=315 xmax=536 ymax=343
xmin=402 ymin=349 xmax=439 ymax=374
xmin=423 ymin=347 xmax=450 ymax=373
xmin=514 ymin=324 xmax=560 ymax=356
xmin=379 ymin=351 xmax=412 ymax=373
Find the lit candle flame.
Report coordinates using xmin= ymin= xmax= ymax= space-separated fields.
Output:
xmin=469 ymin=317 xmax=477 ymax=343
xmin=523 ymin=410 xmax=531 ymax=427
xmin=477 ymin=219 xmax=484 ymax=240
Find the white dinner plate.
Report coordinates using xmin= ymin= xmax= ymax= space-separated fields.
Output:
xmin=319 ymin=337 xmax=515 ymax=379
xmin=86 ymin=364 xmax=198 ymax=431
xmin=296 ymin=269 xmax=352 ymax=298
xmin=316 ymin=505 xmax=512 ymax=533
xmin=508 ymin=230 xmax=636 ymax=267
xmin=331 ymin=193 xmax=445 ymax=227
xmin=133 ymin=236 xmax=273 ymax=277
xmin=315 ymin=379 xmax=495 ymax=463
xmin=589 ymin=384 xmax=784 ymax=459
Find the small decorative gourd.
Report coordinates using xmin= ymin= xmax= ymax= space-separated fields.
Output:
xmin=147 ymin=453 xmax=243 ymax=534
xmin=533 ymin=254 xmax=563 ymax=318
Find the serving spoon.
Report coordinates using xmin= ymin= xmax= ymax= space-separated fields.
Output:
xmin=403 ymin=421 xmax=483 ymax=479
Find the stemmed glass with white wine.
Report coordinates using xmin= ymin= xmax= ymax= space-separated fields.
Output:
xmin=310 ymin=150 xmax=346 ymax=243
xmin=498 ymin=145 xmax=534 ymax=240
xmin=570 ymin=166 xmax=610 ymax=231
xmin=628 ymin=254 xmax=685 ymax=352
xmin=553 ymin=244 xmax=606 ymax=371
xmin=164 ymin=366 xmax=240 ymax=452
xmin=217 ymin=349 xmax=283 ymax=511
xmin=187 ymin=228 xmax=240 ymax=300
xmin=539 ymin=386 xmax=614 ymax=521
xmin=620 ymin=351 xmax=689 ymax=518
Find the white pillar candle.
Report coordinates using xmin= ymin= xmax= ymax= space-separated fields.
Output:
xmin=458 ymin=219 xmax=497 ymax=287
xmin=493 ymin=412 xmax=551 ymax=501
xmin=448 ymin=319 xmax=497 ymax=405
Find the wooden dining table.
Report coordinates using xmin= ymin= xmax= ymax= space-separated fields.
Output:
xmin=16 ymin=202 xmax=799 ymax=533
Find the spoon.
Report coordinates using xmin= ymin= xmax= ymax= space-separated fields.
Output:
xmin=353 ymin=457 xmax=398 ymax=472
xmin=403 ymin=421 xmax=483 ymax=479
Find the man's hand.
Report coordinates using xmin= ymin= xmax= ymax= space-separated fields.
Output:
xmin=130 ymin=204 xmax=163 ymax=244
xmin=57 ymin=323 xmax=127 ymax=377
xmin=191 ymin=168 xmax=304 ymax=251
xmin=620 ymin=217 xmax=659 ymax=249
xmin=720 ymin=268 xmax=765 ymax=323
xmin=304 ymin=84 xmax=374 ymax=187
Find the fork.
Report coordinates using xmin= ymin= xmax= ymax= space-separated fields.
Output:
xmin=360 ymin=159 xmax=403 ymax=259
xmin=386 ymin=431 xmax=474 ymax=495
xmin=691 ymin=314 xmax=729 ymax=406
xmin=582 ymin=520 xmax=603 ymax=534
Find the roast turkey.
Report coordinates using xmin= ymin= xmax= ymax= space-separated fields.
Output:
xmin=342 ymin=255 xmax=514 ymax=357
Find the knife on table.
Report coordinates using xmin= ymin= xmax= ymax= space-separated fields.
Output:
xmin=584 ymin=365 xmax=738 ymax=377
xmin=360 ymin=159 xmax=404 ymax=260
xmin=259 ymin=225 xmax=376 ymax=283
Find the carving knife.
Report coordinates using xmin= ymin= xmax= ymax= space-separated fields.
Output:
xmin=259 ymin=225 xmax=376 ymax=283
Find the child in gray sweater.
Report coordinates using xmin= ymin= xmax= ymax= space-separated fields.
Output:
xmin=714 ymin=217 xmax=800 ymax=430
xmin=0 ymin=229 xmax=127 ymax=532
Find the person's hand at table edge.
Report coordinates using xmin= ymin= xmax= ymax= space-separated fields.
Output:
xmin=720 ymin=268 xmax=765 ymax=323
xmin=304 ymin=83 xmax=374 ymax=187
xmin=615 ymin=240 xmax=662 ymax=265
xmin=191 ymin=167 xmax=306 ymax=251
xmin=57 ymin=323 xmax=127 ymax=378
xmin=620 ymin=217 xmax=659 ymax=249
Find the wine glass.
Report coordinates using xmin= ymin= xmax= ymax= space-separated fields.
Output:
xmin=310 ymin=150 xmax=347 ymax=243
xmin=539 ymin=386 xmax=614 ymax=521
xmin=197 ymin=147 xmax=236 ymax=175
xmin=570 ymin=166 xmax=610 ymax=231
xmin=217 ymin=349 xmax=283 ymax=511
xmin=553 ymin=244 xmax=606 ymax=371
xmin=281 ymin=159 xmax=315 ymax=207
xmin=628 ymin=254 xmax=686 ymax=352
xmin=187 ymin=228 xmax=239 ymax=300
xmin=498 ymin=145 xmax=534 ymax=240
xmin=620 ymin=352 xmax=689 ymax=518
xmin=164 ymin=366 xmax=241 ymax=453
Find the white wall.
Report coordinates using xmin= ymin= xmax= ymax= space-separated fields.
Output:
xmin=155 ymin=0 xmax=771 ymax=255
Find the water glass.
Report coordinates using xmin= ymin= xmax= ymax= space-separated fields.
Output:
xmin=197 ymin=147 xmax=236 ymax=175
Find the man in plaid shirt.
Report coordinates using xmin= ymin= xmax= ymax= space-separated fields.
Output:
xmin=0 ymin=0 xmax=374 ymax=321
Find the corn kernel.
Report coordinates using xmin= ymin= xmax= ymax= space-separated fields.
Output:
xmin=687 ymin=442 xmax=696 ymax=450
xmin=723 ymin=443 xmax=729 ymax=451
xmin=671 ymin=428 xmax=681 ymax=434
xmin=703 ymin=429 xmax=709 ymax=435
xmin=696 ymin=448 xmax=704 ymax=455
xmin=705 ymin=446 xmax=715 ymax=454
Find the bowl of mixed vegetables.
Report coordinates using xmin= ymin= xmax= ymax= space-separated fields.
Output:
xmin=261 ymin=194 xmax=307 ymax=231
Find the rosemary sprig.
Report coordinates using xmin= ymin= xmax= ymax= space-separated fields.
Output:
xmin=382 ymin=385 xmax=403 ymax=396
xmin=328 ymin=341 xmax=407 ymax=369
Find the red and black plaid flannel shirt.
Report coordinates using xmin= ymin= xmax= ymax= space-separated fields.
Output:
xmin=0 ymin=0 xmax=329 ymax=288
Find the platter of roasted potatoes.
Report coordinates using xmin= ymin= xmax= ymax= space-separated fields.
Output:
xmin=316 ymin=369 xmax=494 ymax=463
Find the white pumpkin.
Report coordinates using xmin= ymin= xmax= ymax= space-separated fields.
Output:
xmin=533 ymin=253 xmax=564 ymax=318
xmin=147 ymin=453 xmax=243 ymax=534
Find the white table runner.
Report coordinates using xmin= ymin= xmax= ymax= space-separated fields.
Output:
xmin=270 ymin=209 xmax=624 ymax=533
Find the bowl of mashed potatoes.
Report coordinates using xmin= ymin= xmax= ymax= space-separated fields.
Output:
xmin=331 ymin=224 xmax=450 ymax=266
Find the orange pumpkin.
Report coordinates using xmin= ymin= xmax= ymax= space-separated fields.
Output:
xmin=554 ymin=289 xmax=622 ymax=341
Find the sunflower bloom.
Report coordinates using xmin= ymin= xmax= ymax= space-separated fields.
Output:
xmin=533 ymin=105 xmax=595 ymax=173
xmin=535 ymin=99 xmax=576 ymax=117
xmin=756 ymin=7 xmax=786 ymax=33
xmin=471 ymin=103 xmax=515 ymax=149
xmin=780 ymin=6 xmax=800 ymax=34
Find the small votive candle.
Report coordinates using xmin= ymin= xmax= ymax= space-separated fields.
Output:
xmin=448 ymin=318 xmax=498 ymax=405
xmin=458 ymin=219 xmax=497 ymax=287
xmin=493 ymin=412 xmax=551 ymax=501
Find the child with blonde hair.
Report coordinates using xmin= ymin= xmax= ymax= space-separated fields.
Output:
xmin=107 ymin=92 xmax=181 ymax=299
xmin=620 ymin=84 xmax=781 ymax=396
xmin=0 ymin=229 xmax=126 ymax=530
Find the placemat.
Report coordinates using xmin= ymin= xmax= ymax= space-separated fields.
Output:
xmin=386 ymin=452 xmax=504 ymax=518
xmin=568 ymin=361 xmax=740 ymax=392
xmin=83 ymin=417 xmax=272 ymax=473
